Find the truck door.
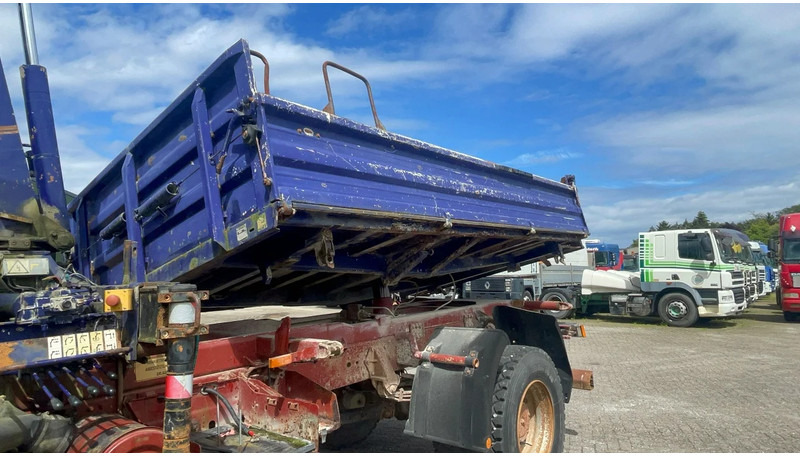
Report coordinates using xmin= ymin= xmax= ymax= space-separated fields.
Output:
xmin=677 ymin=232 xmax=720 ymax=294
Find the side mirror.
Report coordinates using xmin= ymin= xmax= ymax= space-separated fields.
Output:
xmin=768 ymin=238 xmax=778 ymax=252
xmin=710 ymin=260 xmax=717 ymax=268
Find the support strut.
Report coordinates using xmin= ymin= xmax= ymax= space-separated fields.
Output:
xmin=161 ymin=286 xmax=201 ymax=453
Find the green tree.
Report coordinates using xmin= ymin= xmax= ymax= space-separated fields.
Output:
xmin=744 ymin=218 xmax=779 ymax=243
xmin=650 ymin=220 xmax=672 ymax=231
xmin=691 ymin=211 xmax=710 ymax=228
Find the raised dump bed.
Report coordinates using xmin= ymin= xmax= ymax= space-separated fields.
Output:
xmin=69 ymin=40 xmax=589 ymax=306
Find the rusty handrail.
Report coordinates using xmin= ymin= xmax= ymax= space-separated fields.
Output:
xmin=249 ymin=50 xmax=270 ymax=95
xmin=321 ymin=61 xmax=385 ymax=131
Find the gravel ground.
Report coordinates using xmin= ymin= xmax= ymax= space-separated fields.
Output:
xmin=326 ymin=296 xmax=800 ymax=452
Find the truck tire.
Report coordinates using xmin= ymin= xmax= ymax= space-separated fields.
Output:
xmin=541 ymin=289 xmax=575 ymax=320
xmin=491 ymin=345 xmax=565 ymax=453
xmin=523 ymin=290 xmax=534 ymax=301
xmin=657 ymin=292 xmax=699 ymax=327
xmin=321 ymin=418 xmax=378 ymax=450
xmin=783 ymin=311 xmax=799 ymax=322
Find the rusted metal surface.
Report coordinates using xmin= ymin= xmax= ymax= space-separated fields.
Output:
xmin=572 ymin=369 xmax=594 ymax=391
xmin=321 ymin=60 xmax=385 ymax=131
xmin=161 ymin=287 xmax=202 ymax=452
xmin=414 ymin=350 xmax=479 ymax=368
xmin=65 ymin=299 xmax=590 ymax=451
xmin=249 ymin=50 xmax=270 ymax=95
xmin=162 ymin=399 xmax=192 ymax=453
xmin=68 ymin=415 xmax=164 ymax=453
xmin=511 ymin=299 xmax=573 ymax=311
xmin=267 ymin=338 xmax=344 ymax=368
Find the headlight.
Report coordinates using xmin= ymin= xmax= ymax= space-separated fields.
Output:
xmin=719 ymin=293 xmax=734 ymax=303
xmin=464 ymin=282 xmax=471 ymax=291
xmin=505 ymin=278 xmax=512 ymax=292
xmin=784 ymin=292 xmax=799 ymax=299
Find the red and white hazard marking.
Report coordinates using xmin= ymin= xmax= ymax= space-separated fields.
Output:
xmin=165 ymin=374 xmax=193 ymax=399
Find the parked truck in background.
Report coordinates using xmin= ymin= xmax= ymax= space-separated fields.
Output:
xmin=748 ymin=241 xmax=773 ymax=296
xmin=0 ymin=7 xmax=593 ymax=453
xmin=579 ymin=228 xmax=749 ymax=327
xmin=758 ymin=241 xmax=778 ymax=294
xmin=462 ymin=240 xmax=595 ymax=319
xmin=585 ymin=240 xmax=623 ymax=270
xmin=728 ymin=231 xmax=759 ymax=305
xmin=774 ymin=213 xmax=800 ymax=321
xmin=465 ymin=229 xmax=749 ymax=327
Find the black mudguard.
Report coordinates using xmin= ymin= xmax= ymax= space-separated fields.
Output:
xmin=404 ymin=327 xmax=509 ymax=452
xmin=404 ymin=307 xmax=573 ymax=451
xmin=492 ymin=306 xmax=573 ymax=403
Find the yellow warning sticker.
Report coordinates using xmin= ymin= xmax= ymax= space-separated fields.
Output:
xmin=47 ymin=336 xmax=63 ymax=359
xmin=90 ymin=331 xmax=105 ymax=353
xmin=134 ymin=354 xmax=168 ymax=382
xmin=103 ymin=329 xmax=118 ymax=350
xmin=62 ymin=334 xmax=77 ymax=357
xmin=77 ymin=332 xmax=91 ymax=355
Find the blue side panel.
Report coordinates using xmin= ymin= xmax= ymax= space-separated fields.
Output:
xmin=260 ymin=95 xmax=586 ymax=233
xmin=69 ymin=40 xmax=589 ymax=304
xmin=0 ymin=58 xmax=39 ymax=219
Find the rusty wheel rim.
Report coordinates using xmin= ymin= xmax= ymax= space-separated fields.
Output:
xmin=516 ymin=380 xmax=555 ymax=453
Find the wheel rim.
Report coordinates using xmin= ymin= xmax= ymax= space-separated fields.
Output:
xmin=516 ymin=380 xmax=555 ymax=453
xmin=666 ymin=300 xmax=688 ymax=319
xmin=544 ymin=294 xmax=568 ymax=318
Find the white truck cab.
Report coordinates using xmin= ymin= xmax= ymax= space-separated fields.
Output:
xmin=580 ymin=229 xmax=747 ymax=327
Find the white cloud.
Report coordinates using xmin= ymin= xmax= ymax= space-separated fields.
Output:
xmin=326 ymin=6 xmax=417 ymax=37
xmin=581 ymin=180 xmax=800 ymax=246
xmin=2 ymin=3 xmax=799 ymax=249
xmin=583 ymin=99 xmax=800 ymax=176
xmin=53 ymin=125 xmax=113 ymax=193
xmin=506 ymin=4 xmax=680 ymax=63
xmin=505 ymin=149 xmax=582 ymax=166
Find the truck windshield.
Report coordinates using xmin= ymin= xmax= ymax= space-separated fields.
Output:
xmin=751 ymin=251 xmax=766 ymax=266
xmin=715 ymin=233 xmax=751 ymax=264
xmin=622 ymin=256 xmax=639 ymax=271
xmin=594 ymin=251 xmax=610 ymax=266
xmin=783 ymin=239 xmax=800 ymax=263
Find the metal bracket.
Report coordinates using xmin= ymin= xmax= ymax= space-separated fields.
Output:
xmin=365 ymin=345 xmax=401 ymax=399
xmin=156 ymin=290 xmax=210 ymax=340
xmin=267 ymin=338 xmax=344 ymax=368
xmin=314 ymin=228 xmax=335 ymax=268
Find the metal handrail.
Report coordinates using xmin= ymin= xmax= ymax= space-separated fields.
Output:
xmin=249 ymin=50 xmax=270 ymax=95
xmin=321 ymin=61 xmax=385 ymax=131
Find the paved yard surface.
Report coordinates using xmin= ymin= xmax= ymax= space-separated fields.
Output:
xmin=327 ymin=297 xmax=800 ymax=452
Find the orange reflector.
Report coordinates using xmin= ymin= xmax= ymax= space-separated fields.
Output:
xmin=486 ymin=437 xmax=492 ymax=449
xmin=580 ymin=325 xmax=587 ymax=338
xmin=268 ymin=353 xmax=293 ymax=368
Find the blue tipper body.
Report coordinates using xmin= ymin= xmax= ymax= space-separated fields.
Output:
xmin=68 ymin=40 xmax=589 ymax=306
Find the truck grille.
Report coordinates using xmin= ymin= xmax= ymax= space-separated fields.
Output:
xmin=733 ymin=287 xmax=745 ymax=304
xmin=470 ymin=278 xmax=506 ymax=293
xmin=731 ymin=271 xmax=744 ymax=280
xmin=758 ymin=270 xmax=766 ymax=281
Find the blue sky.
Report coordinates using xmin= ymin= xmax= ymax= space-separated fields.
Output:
xmin=2 ymin=3 xmax=799 ymax=247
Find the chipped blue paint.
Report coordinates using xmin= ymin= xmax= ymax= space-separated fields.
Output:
xmin=68 ymin=39 xmax=589 ymax=299
xmin=0 ymin=57 xmax=39 ymax=219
